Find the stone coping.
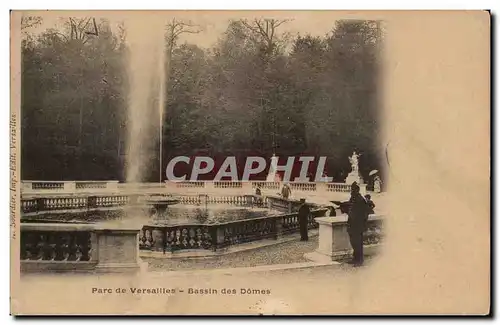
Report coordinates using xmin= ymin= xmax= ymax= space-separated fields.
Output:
xmin=21 ymin=191 xmax=152 ymax=199
xmin=22 ymin=207 xmax=129 ymax=218
xmin=315 ymin=214 xmax=384 ymax=225
xmin=20 ymin=223 xmax=95 ymax=232
xmin=94 ymin=227 xmax=142 ymax=233
xmin=94 ymin=222 xmax=143 ymax=232
xmin=20 ymin=222 xmax=144 ymax=232
xmin=20 ymin=191 xmax=253 ymax=200
xmin=140 ymin=208 xmax=327 ymax=228
xmin=21 ymin=261 xmax=98 ymax=272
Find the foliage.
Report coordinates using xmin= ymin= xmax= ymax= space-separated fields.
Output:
xmin=21 ymin=18 xmax=383 ymax=182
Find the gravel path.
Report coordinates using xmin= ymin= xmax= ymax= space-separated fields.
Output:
xmin=143 ymin=237 xmax=318 ymax=271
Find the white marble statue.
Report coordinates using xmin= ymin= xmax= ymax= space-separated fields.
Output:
xmin=348 ymin=151 xmax=361 ymax=173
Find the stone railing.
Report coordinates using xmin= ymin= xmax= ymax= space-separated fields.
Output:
xmin=20 ymin=222 xmax=143 ymax=273
xmin=20 ymin=223 xmax=94 ymax=268
xmin=213 ymin=181 xmax=243 ymax=189
xmin=176 ymin=194 xmax=259 ymax=206
xmin=29 ymin=181 xmax=65 ymax=191
xmin=251 ymin=181 xmax=280 ymax=190
xmin=22 ymin=180 xmax=119 ymax=193
xmin=21 ymin=195 xmax=131 ymax=216
xmin=21 ymin=193 xmax=269 ymax=217
xmin=21 ymin=180 xmax=369 ymax=196
xmin=173 ymin=181 xmax=205 ymax=188
xmin=326 ymin=183 xmax=352 ymax=193
xmin=20 ymin=206 xmax=327 ymax=272
xmin=289 ymin=182 xmax=317 ymax=192
xmin=139 ymin=208 xmax=328 ymax=252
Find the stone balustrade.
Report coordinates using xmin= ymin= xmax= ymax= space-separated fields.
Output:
xmin=139 ymin=208 xmax=327 ymax=252
xmin=173 ymin=181 xmax=205 ymax=188
xmin=21 ymin=194 xmax=269 ymax=217
xmin=20 ymin=207 xmax=328 ymax=272
xmin=22 ymin=180 xmax=120 ymax=193
xmin=21 ymin=180 xmax=369 ymax=196
xmin=213 ymin=181 xmax=243 ymax=189
xmin=290 ymin=182 xmax=317 ymax=192
xmin=20 ymin=222 xmax=143 ymax=273
xmin=326 ymin=183 xmax=352 ymax=192
xmin=21 ymin=195 xmax=132 ymax=216
xmin=176 ymin=194 xmax=260 ymax=207
xmin=251 ymin=181 xmax=280 ymax=190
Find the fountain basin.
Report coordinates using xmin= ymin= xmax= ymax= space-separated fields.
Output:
xmin=143 ymin=194 xmax=181 ymax=206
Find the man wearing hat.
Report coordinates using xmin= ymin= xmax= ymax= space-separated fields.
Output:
xmin=347 ymin=182 xmax=370 ymax=266
xmin=298 ymin=198 xmax=311 ymax=241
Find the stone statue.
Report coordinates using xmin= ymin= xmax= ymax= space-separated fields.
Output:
xmin=345 ymin=151 xmax=364 ymax=185
xmin=348 ymin=151 xmax=361 ymax=173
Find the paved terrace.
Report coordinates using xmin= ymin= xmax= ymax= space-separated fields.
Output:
xmin=15 ymin=232 xmax=382 ymax=316
xmin=143 ymin=232 xmax=321 ymax=271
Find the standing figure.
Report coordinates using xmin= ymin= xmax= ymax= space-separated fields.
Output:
xmin=347 ymin=182 xmax=370 ymax=266
xmin=281 ymin=183 xmax=291 ymax=199
xmin=364 ymin=194 xmax=376 ymax=214
xmin=298 ymin=198 xmax=311 ymax=241
xmin=255 ymin=185 xmax=263 ymax=205
xmin=267 ymin=154 xmax=278 ymax=182
xmin=373 ymin=175 xmax=382 ymax=193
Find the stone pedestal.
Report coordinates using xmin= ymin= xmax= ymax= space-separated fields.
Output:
xmin=107 ymin=181 xmax=119 ymax=190
xmin=94 ymin=224 xmax=143 ymax=273
xmin=63 ymin=181 xmax=76 ymax=191
xmin=345 ymin=171 xmax=364 ymax=186
xmin=305 ymin=216 xmax=352 ymax=263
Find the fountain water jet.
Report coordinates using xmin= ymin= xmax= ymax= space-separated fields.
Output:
xmin=125 ymin=17 xmax=167 ymax=184
xmin=120 ymin=17 xmax=178 ymax=225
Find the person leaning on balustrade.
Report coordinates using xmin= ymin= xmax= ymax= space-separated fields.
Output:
xmin=254 ymin=185 xmax=263 ymax=205
xmin=298 ymin=198 xmax=311 ymax=241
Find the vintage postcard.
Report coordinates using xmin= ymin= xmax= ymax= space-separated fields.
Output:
xmin=10 ymin=10 xmax=490 ymax=315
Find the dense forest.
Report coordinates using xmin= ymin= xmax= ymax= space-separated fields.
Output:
xmin=20 ymin=16 xmax=383 ymax=182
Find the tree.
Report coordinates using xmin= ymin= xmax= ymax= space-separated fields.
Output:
xmin=21 ymin=18 xmax=127 ymax=180
xmin=66 ymin=17 xmax=99 ymax=43
xmin=240 ymin=18 xmax=291 ymax=57
xmin=21 ymin=16 xmax=42 ymax=31
xmin=21 ymin=18 xmax=384 ymax=182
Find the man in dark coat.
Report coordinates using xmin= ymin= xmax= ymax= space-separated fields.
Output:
xmin=298 ymin=198 xmax=311 ymax=241
xmin=254 ymin=185 xmax=263 ymax=205
xmin=281 ymin=183 xmax=292 ymax=199
xmin=347 ymin=183 xmax=370 ymax=266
